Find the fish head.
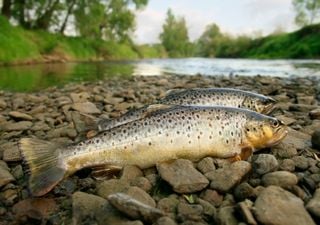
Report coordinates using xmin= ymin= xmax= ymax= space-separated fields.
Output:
xmin=243 ymin=96 xmax=276 ymax=114
xmin=244 ymin=116 xmax=287 ymax=150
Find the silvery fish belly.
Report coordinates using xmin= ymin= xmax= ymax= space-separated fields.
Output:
xmin=19 ymin=105 xmax=287 ymax=196
xmin=97 ymin=88 xmax=276 ymax=131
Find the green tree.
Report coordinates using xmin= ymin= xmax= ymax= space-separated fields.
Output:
xmin=196 ymin=23 xmax=223 ymax=57
xmin=293 ymin=0 xmax=320 ymax=26
xmin=159 ymin=9 xmax=193 ymax=57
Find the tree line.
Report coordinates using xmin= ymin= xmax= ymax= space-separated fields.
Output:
xmin=1 ymin=0 xmax=319 ymax=58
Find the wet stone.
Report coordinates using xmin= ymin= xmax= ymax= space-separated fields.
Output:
xmin=306 ymin=188 xmax=320 ymax=218
xmin=70 ymin=92 xmax=90 ymax=103
xmin=254 ymin=186 xmax=315 ymax=225
xmin=217 ymin=206 xmax=238 ymax=225
xmin=157 ymin=159 xmax=209 ymax=194
xmin=177 ymin=202 xmax=203 ymax=222
xmin=125 ymin=186 xmax=156 ymax=208
xmin=157 ymin=197 xmax=179 ymax=215
xmin=0 ymin=98 xmax=7 ymax=109
xmin=155 ymin=216 xmax=177 ymax=225
xmin=12 ymin=198 xmax=57 ymax=221
xmin=279 ymin=159 xmax=295 ymax=172
xmin=0 ymin=121 xmax=33 ymax=131
xmin=0 ymin=161 xmax=15 ymax=188
xmin=261 ymin=171 xmax=298 ymax=188
xmin=292 ymin=156 xmax=309 ymax=170
xmin=233 ymin=182 xmax=256 ymax=201
xmin=8 ymin=111 xmax=33 ymax=121
xmin=1 ymin=142 xmax=23 ymax=162
xmin=252 ymin=154 xmax=278 ymax=175
xmin=197 ymin=157 xmax=216 ymax=174
xmin=72 ymin=102 xmax=101 ymax=114
xmin=97 ymin=179 xmax=130 ymax=199
xmin=107 ymin=193 xmax=164 ymax=223
xmin=200 ymin=189 xmax=223 ymax=207
xmin=130 ymin=177 xmax=152 ymax=192
xmin=121 ymin=165 xmax=143 ymax=182
xmin=309 ymin=108 xmax=320 ymax=120
xmin=206 ymin=161 xmax=251 ymax=193
xmin=311 ymin=129 xmax=320 ymax=150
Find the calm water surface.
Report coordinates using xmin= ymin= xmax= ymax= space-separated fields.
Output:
xmin=0 ymin=58 xmax=319 ymax=91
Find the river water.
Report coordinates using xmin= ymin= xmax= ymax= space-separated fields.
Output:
xmin=0 ymin=58 xmax=319 ymax=91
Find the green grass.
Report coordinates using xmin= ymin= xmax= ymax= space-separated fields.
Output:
xmin=0 ymin=16 xmax=142 ymax=65
xmin=243 ymin=24 xmax=320 ymax=59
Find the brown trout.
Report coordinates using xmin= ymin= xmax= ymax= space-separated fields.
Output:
xmin=97 ymin=88 xmax=276 ymax=131
xmin=20 ymin=105 xmax=287 ymax=196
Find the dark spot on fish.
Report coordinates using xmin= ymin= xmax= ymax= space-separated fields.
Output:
xmin=149 ymin=142 xmax=152 ymax=146
xmin=198 ymin=136 xmax=200 ymax=139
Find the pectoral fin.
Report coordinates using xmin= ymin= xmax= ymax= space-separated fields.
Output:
xmin=91 ymin=165 xmax=122 ymax=180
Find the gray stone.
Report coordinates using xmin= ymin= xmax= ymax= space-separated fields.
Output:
xmin=197 ymin=157 xmax=216 ymax=174
xmin=292 ymin=156 xmax=309 ymax=170
xmin=177 ymin=202 xmax=203 ymax=222
xmin=289 ymin=104 xmax=317 ymax=112
xmin=72 ymin=102 xmax=101 ymax=114
xmin=1 ymin=142 xmax=23 ymax=162
xmin=157 ymin=159 xmax=209 ymax=193
xmin=12 ymin=97 xmax=24 ymax=110
xmin=309 ymin=108 xmax=320 ymax=120
xmin=96 ymin=179 xmax=130 ymax=199
xmin=130 ymin=177 xmax=152 ymax=192
xmin=157 ymin=197 xmax=179 ymax=214
xmin=306 ymin=188 xmax=320 ymax=218
xmin=311 ymin=129 xmax=320 ymax=150
xmin=276 ymin=115 xmax=297 ymax=125
xmin=0 ymin=98 xmax=7 ymax=109
xmin=197 ymin=198 xmax=216 ymax=218
xmin=200 ymin=189 xmax=223 ymax=207
xmin=233 ymin=182 xmax=256 ymax=201
xmin=11 ymin=165 xmax=23 ymax=180
xmin=8 ymin=111 xmax=33 ymax=121
xmin=125 ymin=186 xmax=156 ymax=208
xmin=297 ymin=95 xmax=315 ymax=105
xmin=252 ymin=154 xmax=278 ymax=175
xmin=279 ymin=159 xmax=295 ymax=172
xmin=238 ymin=201 xmax=257 ymax=225
xmin=72 ymin=191 xmax=133 ymax=225
xmin=0 ymin=121 xmax=33 ymax=131
xmin=262 ymin=171 xmax=298 ymax=188
xmin=254 ymin=186 xmax=315 ymax=225
xmin=206 ymin=161 xmax=251 ymax=193
xmin=31 ymin=121 xmax=50 ymax=131
xmin=217 ymin=206 xmax=238 ymax=225
xmin=0 ymin=161 xmax=15 ymax=187
xmin=155 ymin=216 xmax=177 ymax=225
xmin=120 ymin=165 xmax=143 ymax=182
xmin=107 ymin=193 xmax=164 ymax=223
xmin=70 ymin=92 xmax=90 ymax=103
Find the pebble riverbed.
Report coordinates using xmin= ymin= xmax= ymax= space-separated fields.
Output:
xmin=0 ymin=74 xmax=320 ymax=225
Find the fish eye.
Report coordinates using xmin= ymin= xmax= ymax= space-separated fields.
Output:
xmin=271 ymin=119 xmax=280 ymax=127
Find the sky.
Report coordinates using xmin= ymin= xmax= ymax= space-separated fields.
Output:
xmin=134 ymin=0 xmax=298 ymax=44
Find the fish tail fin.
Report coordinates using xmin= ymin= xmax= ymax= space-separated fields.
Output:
xmin=19 ymin=138 xmax=66 ymax=196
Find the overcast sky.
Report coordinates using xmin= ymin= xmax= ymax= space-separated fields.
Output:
xmin=134 ymin=0 xmax=298 ymax=44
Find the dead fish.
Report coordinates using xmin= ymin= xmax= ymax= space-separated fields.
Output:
xmin=97 ymin=88 xmax=276 ymax=131
xmin=19 ymin=105 xmax=287 ymax=196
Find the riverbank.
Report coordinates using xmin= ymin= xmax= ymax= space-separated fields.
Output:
xmin=0 ymin=74 xmax=320 ymax=224
xmin=0 ymin=16 xmax=165 ymax=66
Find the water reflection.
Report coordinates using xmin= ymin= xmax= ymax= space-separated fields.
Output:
xmin=0 ymin=58 xmax=319 ymax=92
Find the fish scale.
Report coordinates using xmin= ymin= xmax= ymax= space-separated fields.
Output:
xmin=97 ymin=88 xmax=276 ymax=131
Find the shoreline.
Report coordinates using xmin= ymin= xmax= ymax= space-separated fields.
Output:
xmin=0 ymin=75 xmax=320 ymax=224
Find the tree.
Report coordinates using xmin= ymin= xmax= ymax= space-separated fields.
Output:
xmin=159 ymin=9 xmax=193 ymax=57
xmin=196 ymin=23 xmax=223 ymax=57
xmin=293 ymin=0 xmax=320 ymax=26
xmin=1 ymin=0 xmax=12 ymax=19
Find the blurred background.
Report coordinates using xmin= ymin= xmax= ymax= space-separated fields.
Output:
xmin=0 ymin=0 xmax=319 ymax=91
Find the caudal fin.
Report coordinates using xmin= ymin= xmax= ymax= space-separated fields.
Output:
xmin=19 ymin=138 xmax=66 ymax=196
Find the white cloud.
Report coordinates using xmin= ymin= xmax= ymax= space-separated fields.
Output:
xmin=134 ymin=0 xmax=297 ymax=44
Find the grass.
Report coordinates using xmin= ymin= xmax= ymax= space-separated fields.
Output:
xmin=243 ymin=23 xmax=320 ymax=59
xmin=0 ymin=16 xmax=141 ymax=65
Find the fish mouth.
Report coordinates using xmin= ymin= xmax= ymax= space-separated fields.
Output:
xmin=265 ymin=126 xmax=288 ymax=147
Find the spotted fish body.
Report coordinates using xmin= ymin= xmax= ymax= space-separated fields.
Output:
xmin=97 ymin=88 xmax=276 ymax=131
xmin=20 ymin=105 xmax=287 ymax=196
